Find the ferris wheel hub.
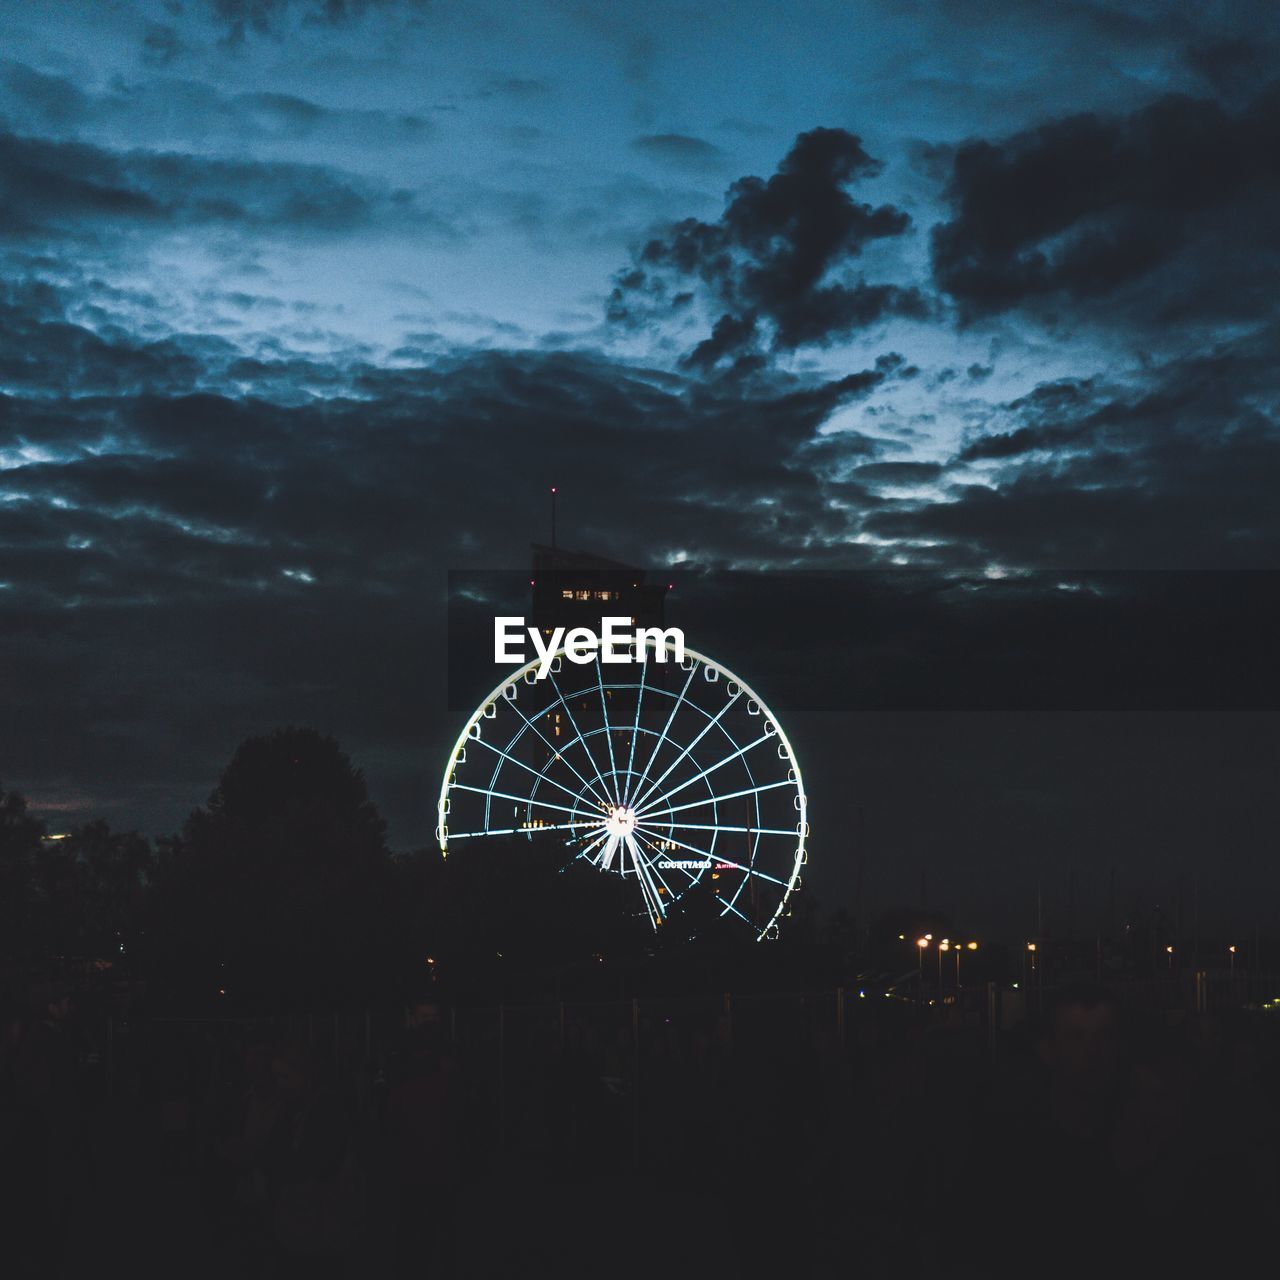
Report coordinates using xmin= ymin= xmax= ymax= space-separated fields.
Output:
xmin=604 ymin=805 xmax=637 ymax=837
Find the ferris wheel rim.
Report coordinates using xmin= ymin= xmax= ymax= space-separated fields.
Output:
xmin=436 ymin=643 xmax=807 ymax=940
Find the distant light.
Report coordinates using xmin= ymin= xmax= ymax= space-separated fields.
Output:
xmin=940 ymin=941 xmax=950 ymax=951
xmin=967 ymin=941 xmax=979 ymax=950
xmin=1229 ymin=945 xmax=1237 ymax=954
xmin=917 ymin=937 xmax=929 ymax=948
xmin=1027 ymin=943 xmax=1037 ymax=952
xmin=1166 ymin=945 xmax=1174 ymax=954
xmin=898 ymin=934 xmax=905 ymax=940
xmin=551 ymin=486 xmax=557 ymax=493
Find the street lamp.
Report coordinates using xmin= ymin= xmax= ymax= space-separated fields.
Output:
xmin=1166 ymin=944 xmax=1174 ymax=973
xmin=916 ymin=937 xmax=929 ymax=1008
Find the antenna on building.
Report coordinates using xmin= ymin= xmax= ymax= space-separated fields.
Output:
xmin=550 ymin=486 xmax=558 ymax=550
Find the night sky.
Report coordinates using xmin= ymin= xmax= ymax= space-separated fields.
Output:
xmin=3 ymin=1 xmax=1278 ymax=935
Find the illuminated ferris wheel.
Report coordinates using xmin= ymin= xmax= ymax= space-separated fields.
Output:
xmin=436 ymin=643 xmax=808 ymax=940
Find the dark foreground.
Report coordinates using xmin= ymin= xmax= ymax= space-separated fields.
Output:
xmin=4 ymin=984 xmax=1278 ymax=1279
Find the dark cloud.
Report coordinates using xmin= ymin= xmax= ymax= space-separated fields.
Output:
xmin=852 ymin=461 xmax=945 ymax=486
xmin=0 ymin=61 xmax=89 ymax=127
xmin=1182 ymin=36 xmax=1280 ymax=103
xmin=611 ymin=128 xmax=927 ymax=367
xmin=233 ymin=90 xmax=432 ymax=140
xmin=0 ymin=128 xmax=441 ymax=241
xmin=869 ymin=335 xmax=1280 ymax=569
xmin=0 ymin=278 xmax=217 ymax=394
xmin=0 ymin=62 xmax=435 ymax=150
xmin=931 ymin=84 xmax=1280 ymax=321
xmin=202 ymin=0 xmax=427 ymax=45
xmin=631 ymin=133 xmax=725 ymax=171
xmin=0 ymin=280 xmax=905 ymax=602
xmin=141 ymin=24 xmax=187 ymax=69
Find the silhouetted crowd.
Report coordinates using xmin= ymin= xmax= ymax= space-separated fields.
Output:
xmin=3 ymin=982 xmax=1278 ymax=1278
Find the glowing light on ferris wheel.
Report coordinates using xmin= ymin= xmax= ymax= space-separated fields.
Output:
xmin=436 ymin=644 xmax=809 ymax=941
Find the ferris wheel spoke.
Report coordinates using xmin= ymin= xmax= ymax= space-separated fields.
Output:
xmin=548 ymin=667 xmax=618 ymax=808
xmin=566 ymin=827 xmax=610 ymax=859
xmin=449 ymin=782 xmax=595 ymax=821
xmin=626 ymin=663 xmax=697 ymax=819
xmin=632 ymin=829 xmax=752 ymax=926
xmin=597 ymin=832 xmax=621 ymax=871
xmin=630 ymin=825 xmax=688 ymax=873
xmin=621 ymin=656 xmax=648 ymax=807
xmin=469 ymin=732 xmax=605 ymax=812
xmin=632 ymin=826 xmax=790 ymax=888
xmin=624 ymin=832 xmax=665 ymax=924
xmin=596 ymin=662 xmax=622 ymax=795
xmin=447 ymin=819 xmax=601 ymax=840
xmin=629 ymin=834 xmax=747 ymax=926
xmin=715 ymin=895 xmax=755 ymax=927
xmin=646 ymin=821 xmax=798 ymax=838
xmin=505 ymin=697 xmax=612 ymax=812
xmin=570 ymin=828 xmax=610 ymax=864
xmin=628 ymin=690 xmax=740 ymax=817
xmin=634 ymin=779 xmax=795 ymax=822
xmin=636 ymin=730 xmax=774 ymax=814
xmin=628 ymin=829 xmax=685 ymax=901
xmin=626 ymin=830 xmax=676 ymax=902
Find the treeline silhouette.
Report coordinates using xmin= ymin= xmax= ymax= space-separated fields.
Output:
xmin=1 ymin=727 xmax=843 ymax=1012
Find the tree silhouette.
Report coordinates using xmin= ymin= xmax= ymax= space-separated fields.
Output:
xmin=146 ymin=727 xmax=408 ymax=1010
xmin=0 ymin=784 xmax=43 ymax=958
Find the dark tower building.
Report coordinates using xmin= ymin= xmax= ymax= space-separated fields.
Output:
xmin=529 ymin=543 xmax=668 ymax=636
